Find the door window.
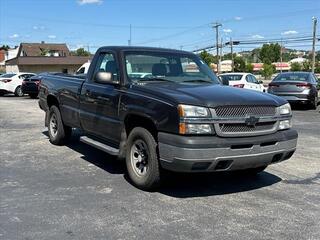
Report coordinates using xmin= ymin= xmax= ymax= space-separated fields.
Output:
xmin=94 ymin=52 xmax=119 ymax=82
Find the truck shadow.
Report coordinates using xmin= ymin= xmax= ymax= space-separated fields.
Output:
xmin=42 ymin=131 xmax=282 ymax=197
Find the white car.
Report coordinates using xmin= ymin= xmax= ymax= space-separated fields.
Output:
xmin=0 ymin=72 xmax=36 ymax=96
xmin=76 ymin=62 xmax=91 ymax=75
xmin=219 ymin=73 xmax=265 ymax=92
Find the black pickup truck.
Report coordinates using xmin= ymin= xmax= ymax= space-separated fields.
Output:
xmin=39 ymin=46 xmax=298 ymax=190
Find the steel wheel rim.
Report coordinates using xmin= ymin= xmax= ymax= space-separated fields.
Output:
xmin=130 ymin=139 xmax=149 ymax=177
xmin=49 ymin=114 xmax=58 ymax=137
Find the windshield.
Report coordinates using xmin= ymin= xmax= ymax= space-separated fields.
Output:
xmin=220 ymin=74 xmax=243 ymax=81
xmin=274 ymin=73 xmax=309 ymax=82
xmin=125 ymin=51 xmax=220 ymax=84
xmin=0 ymin=73 xmax=16 ymax=78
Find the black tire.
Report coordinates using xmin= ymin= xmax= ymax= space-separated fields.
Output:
xmin=310 ymin=96 xmax=318 ymax=110
xmin=125 ymin=127 xmax=161 ymax=190
xmin=47 ymin=105 xmax=71 ymax=145
xmin=14 ymin=86 xmax=24 ymax=97
xmin=0 ymin=91 xmax=5 ymax=96
xmin=29 ymin=93 xmax=38 ymax=99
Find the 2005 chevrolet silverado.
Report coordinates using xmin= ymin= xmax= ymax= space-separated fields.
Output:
xmin=38 ymin=46 xmax=298 ymax=190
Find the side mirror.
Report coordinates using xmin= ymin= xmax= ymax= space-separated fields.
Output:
xmin=221 ymin=78 xmax=229 ymax=86
xmin=95 ymin=71 xmax=113 ymax=84
xmin=258 ymin=80 xmax=263 ymax=84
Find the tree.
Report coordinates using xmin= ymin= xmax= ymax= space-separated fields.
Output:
xmin=245 ymin=63 xmax=254 ymax=73
xmin=0 ymin=45 xmax=10 ymax=51
xmin=302 ymin=61 xmax=311 ymax=72
xmin=260 ymin=63 xmax=275 ymax=80
xmin=291 ymin=62 xmax=302 ymax=71
xmin=259 ymin=43 xmax=281 ymax=64
xmin=315 ymin=62 xmax=320 ymax=73
xmin=71 ymin=48 xmax=91 ymax=56
xmin=199 ymin=50 xmax=216 ymax=66
xmin=234 ymin=56 xmax=246 ymax=72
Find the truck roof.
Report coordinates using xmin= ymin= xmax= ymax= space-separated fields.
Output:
xmin=97 ymin=46 xmax=192 ymax=55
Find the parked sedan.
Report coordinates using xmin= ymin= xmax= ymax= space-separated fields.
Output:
xmin=219 ymin=73 xmax=265 ymax=92
xmin=22 ymin=72 xmax=67 ymax=98
xmin=268 ymin=72 xmax=319 ymax=109
xmin=0 ymin=72 xmax=36 ymax=96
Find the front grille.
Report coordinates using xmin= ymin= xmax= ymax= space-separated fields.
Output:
xmin=219 ymin=122 xmax=276 ymax=133
xmin=214 ymin=105 xmax=276 ymax=117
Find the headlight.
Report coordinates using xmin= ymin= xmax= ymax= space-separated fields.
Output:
xmin=178 ymin=104 xmax=210 ymax=118
xmin=279 ymin=119 xmax=292 ymax=130
xmin=279 ymin=103 xmax=292 ymax=115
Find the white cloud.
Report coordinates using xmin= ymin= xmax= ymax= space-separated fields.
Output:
xmin=223 ymin=29 xmax=232 ymax=33
xmin=9 ymin=34 xmax=19 ymax=38
xmin=234 ymin=16 xmax=242 ymax=21
xmin=251 ymin=34 xmax=264 ymax=39
xmin=78 ymin=0 xmax=103 ymax=5
xmin=281 ymin=30 xmax=298 ymax=35
xmin=33 ymin=25 xmax=46 ymax=30
xmin=48 ymin=35 xmax=57 ymax=39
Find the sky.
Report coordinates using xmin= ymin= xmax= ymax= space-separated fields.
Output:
xmin=0 ymin=0 xmax=319 ymax=53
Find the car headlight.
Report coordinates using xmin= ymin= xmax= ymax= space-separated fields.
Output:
xmin=178 ymin=104 xmax=210 ymax=118
xmin=278 ymin=103 xmax=292 ymax=115
xmin=178 ymin=105 xmax=214 ymax=134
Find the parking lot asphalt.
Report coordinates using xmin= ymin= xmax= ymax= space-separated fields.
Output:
xmin=0 ymin=96 xmax=319 ymax=240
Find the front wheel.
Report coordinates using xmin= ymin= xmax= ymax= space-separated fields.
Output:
xmin=125 ymin=127 xmax=161 ymax=190
xmin=47 ymin=105 xmax=71 ymax=145
xmin=14 ymin=86 xmax=24 ymax=97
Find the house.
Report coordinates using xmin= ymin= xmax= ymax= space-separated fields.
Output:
xmin=5 ymin=42 xmax=92 ymax=74
xmin=0 ymin=47 xmax=19 ymax=72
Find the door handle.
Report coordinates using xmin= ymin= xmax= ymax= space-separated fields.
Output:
xmin=85 ymin=90 xmax=91 ymax=97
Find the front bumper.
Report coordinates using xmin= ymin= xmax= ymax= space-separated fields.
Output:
xmin=158 ymin=129 xmax=298 ymax=172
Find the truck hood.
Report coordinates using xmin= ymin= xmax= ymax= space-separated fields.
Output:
xmin=132 ymin=83 xmax=287 ymax=107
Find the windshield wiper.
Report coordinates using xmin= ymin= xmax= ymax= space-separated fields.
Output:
xmin=181 ymin=79 xmax=213 ymax=83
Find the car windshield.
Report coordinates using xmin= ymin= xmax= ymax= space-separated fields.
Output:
xmin=274 ymin=73 xmax=309 ymax=82
xmin=125 ymin=51 xmax=220 ymax=84
xmin=0 ymin=73 xmax=16 ymax=78
xmin=220 ymin=74 xmax=243 ymax=81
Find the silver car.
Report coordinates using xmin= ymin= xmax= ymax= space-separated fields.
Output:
xmin=268 ymin=72 xmax=319 ymax=109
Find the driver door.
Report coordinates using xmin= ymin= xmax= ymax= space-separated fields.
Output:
xmin=79 ymin=51 xmax=122 ymax=143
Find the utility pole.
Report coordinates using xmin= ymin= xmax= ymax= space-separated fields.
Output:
xmin=280 ymin=38 xmax=283 ymax=73
xmin=220 ymin=37 xmax=223 ymax=73
xmin=230 ymin=37 xmax=234 ymax=72
xmin=128 ymin=24 xmax=132 ymax=46
xmin=212 ymin=22 xmax=222 ymax=74
xmin=311 ymin=17 xmax=317 ymax=73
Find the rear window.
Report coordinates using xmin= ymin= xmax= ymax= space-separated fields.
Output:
xmin=220 ymin=74 xmax=243 ymax=81
xmin=274 ymin=73 xmax=309 ymax=82
xmin=0 ymin=73 xmax=16 ymax=78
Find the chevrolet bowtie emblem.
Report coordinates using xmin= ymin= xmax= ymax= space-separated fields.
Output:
xmin=245 ymin=116 xmax=259 ymax=127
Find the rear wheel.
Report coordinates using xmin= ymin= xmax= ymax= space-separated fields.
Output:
xmin=29 ymin=93 xmax=38 ymax=99
xmin=310 ymin=96 xmax=318 ymax=110
xmin=126 ymin=127 xmax=161 ymax=190
xmin=47 ymin=105 xmax=71 ymax=145
xmin=0 ymin=91 xmax=5 ymax=96
xmin=14 ymin=86 xmax=24 ymax=97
